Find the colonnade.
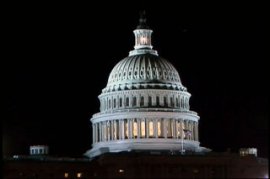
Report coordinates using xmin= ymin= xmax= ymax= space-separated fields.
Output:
xmin=92 ymin=118 xmax=198 ymax=143
xmin=100 ymin=91 xmax=190 ymax=112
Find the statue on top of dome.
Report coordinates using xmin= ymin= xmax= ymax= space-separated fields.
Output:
xmin=137 ymin=11 xmax=149 ymax=29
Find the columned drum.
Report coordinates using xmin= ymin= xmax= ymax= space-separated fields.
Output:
xmin=85 ymin=13 xmax=210 ymax=158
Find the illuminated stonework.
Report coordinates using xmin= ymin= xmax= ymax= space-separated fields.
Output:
xmin=85 ymin=14 xmax=209 ymax=158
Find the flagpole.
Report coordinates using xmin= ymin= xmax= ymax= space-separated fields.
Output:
xmin=181 ymin=134 xmax=184 ymax=154
xmin=181 ymin=129 xmax=191 ymax=155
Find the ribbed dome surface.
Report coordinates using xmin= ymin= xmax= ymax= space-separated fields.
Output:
xmin=107 ymin=54 xmax=182 ymax=88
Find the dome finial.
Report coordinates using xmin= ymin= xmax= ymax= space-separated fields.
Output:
xmin=137 ymin=10 xmax=149 ymax=29
xmin=129 ymin=12 xmax=158 ymax=56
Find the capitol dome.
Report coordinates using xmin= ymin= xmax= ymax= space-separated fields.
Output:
xmin=105 ymin=54 xmax=185 ymax=93
xmin=85 ymin=13 xmax=209 ymax=158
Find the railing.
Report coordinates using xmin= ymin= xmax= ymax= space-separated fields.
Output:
xmin=93 ymin=108 xmax=197 ymax=117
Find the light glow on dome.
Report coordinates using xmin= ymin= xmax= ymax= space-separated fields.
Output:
xmin=84 ymin=14 xmax=209 ymax=159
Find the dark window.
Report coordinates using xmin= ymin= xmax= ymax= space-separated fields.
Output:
xmin=126 ymin=98 xmax=129 ymax=107
xmin=170 ymin=97 xmax=174 ymax=107
xmin=156 ymin=96 xmax=160 ymax=106
xmin=133 ymin=96 xmax=137 ymax=106
xmin=119 ymin=98 xmax=122 ymax=107
xmin=148 ymin=96 xmax=152 ymax=106
xmin=140 ymin=96 xmax=144 ymax=106
xmin=164 ymin=96 xmax=167 ymax=107
xmin=113 ymin=99 xmax=116 ymax=108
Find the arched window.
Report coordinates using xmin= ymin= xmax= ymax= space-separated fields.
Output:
xmin=164 ymin=96 xmax=167 ymax=107
xmin=170 ymin=97 xmax=174 ymax=107
xmin=119 ymin=98 xmax=122 ymax=107
xmin=126 ymin=97 xmax=129 ymax=107
xmin=156 ymin=96 xmax=160 ymax=106
xmin=113 ymin=98 xmax=116 ymax=108
xmin=133 ymin=96 xmax=137 ymax=106
xmin=175 ymin=98 xmax=179 ymax=107
xmin=140 ymin=96 xmax=144 ymax=106
xmin=148 ymin=96 xmax=152 ymax=107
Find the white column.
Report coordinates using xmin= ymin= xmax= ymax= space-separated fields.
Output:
xmin=138 ymin=118 xmax=141 ymax=139
xmin=192 ymin=121 xmax=195 ymax=141
xmin=163 ymin=119 xmax=167 ymax=138
xmin=95 ymin=124 xmax=98 ymax=142
xmin=173 ymin=119 xmax=177 ymax=139
xmin=137 ymin=95 xmax=140 ymax=107
xmin=145 ymin=95 xmax=149 ymax=107
xmin=106 ymin=121 xmax=110 ymax=141
xmin=119 ymin=120 xmax=122 ymax=140
xmin=111 ymin=120 xmax=114 ymax=140
xmin=190 ymin=121 xmax=193 ymax=140
xmin=146 ymin=118 xmax=149 ymax=138
xmin=177 ymin=120 xmax=180 ymax=139
xmin=195 ymin=122 xmax=199 ymax=141
xmin=128 ymin=119 xmax=132 ymax=139
xmin=100 ymin=122 xmax=103 ymax=142
xmin=188 ymin=121 xmax=191 ymax=140
xmin=152 ymin=94 xmax=156 ymax=106
xmin=117 ymin=96 xmax=120 ymax=108
xmin=111 ymin=96 xmax=113 ymax=109
xmin=121 ymin=119 xmax=125 ymax=140
xmin=129 ymin=96 xmax=132 ymax=107
xmin=103 ymin=122 xmax=106 ymax=141
xmin=154 ymin=119 xmax=158 ymax=138
xmin=92 ymin=124 xmax=95 ymax=143
xmin=183 ymin=120 xmax=187 ymax=139
xmin=160 ymin=95 xmax=164 ymax=106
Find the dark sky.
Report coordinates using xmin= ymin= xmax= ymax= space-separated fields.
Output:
xmin=4 ymin=2 xmax=268 ymax=157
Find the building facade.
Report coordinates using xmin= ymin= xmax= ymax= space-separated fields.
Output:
xmin=4 ymin=153 xmax=268 ymax=178
xmin=85 ymin=13 xmax=209 ymax=158
xmin=3 ymin=13 xmax=268 ymax=179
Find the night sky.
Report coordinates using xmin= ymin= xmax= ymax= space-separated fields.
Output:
xmin=5 ymin=2 xmax=268 ymax=158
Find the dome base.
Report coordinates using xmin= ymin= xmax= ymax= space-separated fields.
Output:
xmin=84 ymin=139 xmax=209 ymax=158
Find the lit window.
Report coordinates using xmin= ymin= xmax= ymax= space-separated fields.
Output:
xmin=133 ymin=121 xmax=138 ymax=137
xmin=125 ymin=120 xmax=128 ymax=138
xmin=64 ymin=172 xmax=69 ymax=178
xmin=149 ymin=121 xmax=154 ymax=137
xmin=141 ymin=120 xmax=145 ymax=137
xmin=119 ymin=169 xmax=124 ymax=173
xmin=158 ymin=121 xmax=161 ymax=137
xmin=140 ymin=36 xmax=147 ymax=44
xmin=77 ymin=172 xmax=82 ymax=178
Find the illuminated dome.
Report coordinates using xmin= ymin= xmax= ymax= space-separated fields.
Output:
xmin=85 ymin=12 xmax=210 ymax=158
xmin=105 ymin=54 xmax=184 ymax=92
